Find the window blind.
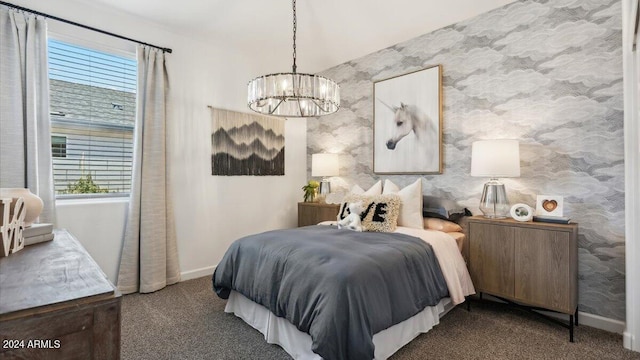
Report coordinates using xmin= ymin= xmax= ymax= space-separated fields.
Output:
xmin=48 ymin=39 xmax=137 ymax=196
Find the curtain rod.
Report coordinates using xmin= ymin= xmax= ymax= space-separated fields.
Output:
xmin=0 ymin=1 xmax=172 ymax=53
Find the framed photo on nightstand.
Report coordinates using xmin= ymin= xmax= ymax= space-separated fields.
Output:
xmin=510 ymin=203 xmax=534 ymax=222
xmin=535 ymin=195 xmax=564 ymax=217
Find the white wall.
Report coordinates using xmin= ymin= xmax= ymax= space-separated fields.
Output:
xmin=623 ymin=0 xmax=640 ymax=351
xmin=10 ymin=0 xmax=307 ymax=283
xmin=55 ymin=198 xmax=128 ymax=282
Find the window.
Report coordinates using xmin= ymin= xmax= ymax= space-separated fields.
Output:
xmin=48 ymin=39 xmax=137 ymax=196
xmin=51 ymin=135 xmax=67 ymax=158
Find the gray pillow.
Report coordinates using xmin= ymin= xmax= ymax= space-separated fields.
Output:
xmin=422 ymin=196 xmax=466 ymax=221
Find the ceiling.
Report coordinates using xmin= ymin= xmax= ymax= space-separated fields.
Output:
xmin=89 ymin=0 xmax=515 ymax=73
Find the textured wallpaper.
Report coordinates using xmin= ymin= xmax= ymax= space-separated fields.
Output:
xmin=307 ymin=0 xmax=624 ymax=320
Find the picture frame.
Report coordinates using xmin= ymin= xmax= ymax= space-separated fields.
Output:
xmin=373 ymin=64 xmax=442 ymax=174
xmin=535 ymin=195 xmax=564 ymax=217
xmin=510 ymin=203 xmax=534 ymax=222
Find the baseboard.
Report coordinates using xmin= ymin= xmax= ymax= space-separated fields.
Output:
xmin=478 ymin=294 xmax=625 ymax=334
xmin=623 ymin=331 xmax=635 ymax=350
xmin=538 ymin=310 xmax=626 ymax=334
xmin=580 ymin=312 xmax=626 ymax=334
xmin=180 ymin=265 xmax=216 ymax=281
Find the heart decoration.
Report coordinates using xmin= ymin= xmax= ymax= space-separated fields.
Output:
xmin=542 ymin=200 xmax=558 ymax=212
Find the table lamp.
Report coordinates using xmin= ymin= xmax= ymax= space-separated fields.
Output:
xmin=471 ymin=140 xmax=520 ymax=218
xmin=312 ymin=153 xmax=339 ymax=195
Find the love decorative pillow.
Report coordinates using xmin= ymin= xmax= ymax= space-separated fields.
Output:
xmin=338 ymin=194 xmax=401 ymax=232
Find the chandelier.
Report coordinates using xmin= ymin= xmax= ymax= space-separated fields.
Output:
xmin=247 ymin=0 xmax=340 ymax=118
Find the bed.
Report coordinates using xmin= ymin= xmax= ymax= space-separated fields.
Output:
xmin=212 ymin=221 xmax=474 ymax=360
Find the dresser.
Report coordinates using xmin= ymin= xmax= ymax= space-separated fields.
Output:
xmin=298 ymin=202 xmax=340 ymax=227
xmin=0 ymin=230 xmax=121 ymax=359
xmin=466 ymin=216 xmax=578 ymax=341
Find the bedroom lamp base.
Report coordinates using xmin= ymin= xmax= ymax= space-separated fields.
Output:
xmin=319 ymin=179 xmax=331 ymax=195
xmin=479 ymin=179 xmax=510 ymax=219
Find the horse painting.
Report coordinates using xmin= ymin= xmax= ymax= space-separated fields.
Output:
xmin=375 ymin=99 xmax=439 ymax=172
xmin=380 ymin=100 xmax=436 ymax=150
xmin=373 ymin=64 xmax=442 ymax=173
xmin=379 ymin=101 xmax=434 ymax=150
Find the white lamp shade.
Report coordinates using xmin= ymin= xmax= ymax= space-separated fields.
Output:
xmin=471 ymin=140 xmax=520 ymax=178
xmin=312 ymin=153 xmax=339 ymax=177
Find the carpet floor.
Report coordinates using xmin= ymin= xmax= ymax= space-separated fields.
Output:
xmin=121 ymin=276 xmax=640 ymax=360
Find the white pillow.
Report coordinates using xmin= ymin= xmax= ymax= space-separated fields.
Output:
xmin=382 ymin=179 xmax=424 ymax=229
xmin=350 ymin=180 xmax=382 ymax=196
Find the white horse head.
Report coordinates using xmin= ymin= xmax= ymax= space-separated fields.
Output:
xmin=379 ymin=100 xmax=430 ymax=150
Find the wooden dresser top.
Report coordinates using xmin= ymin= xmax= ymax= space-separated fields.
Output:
xmin=467 ymin=215 xmax=578 ymax=232
xmin=0 ymin=229 xmax=118 ymax=319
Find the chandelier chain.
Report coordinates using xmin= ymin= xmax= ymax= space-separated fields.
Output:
xmin=292 ymin=0 xmax=297 ymax=73
xmin=247 ymin=0 xmax=340 ymax=117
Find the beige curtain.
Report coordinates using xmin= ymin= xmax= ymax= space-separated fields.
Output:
xmin=0 ymin=7 xmax=56 ymax=224
xmin=117 ymin=46 xmax=180 ymax=294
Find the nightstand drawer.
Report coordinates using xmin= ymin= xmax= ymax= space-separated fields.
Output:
xmin=297 ymin=202 xmax=340 ymax=227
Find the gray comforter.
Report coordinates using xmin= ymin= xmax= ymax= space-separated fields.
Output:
xmin=213 ymin=225 xmax=448 ymax=360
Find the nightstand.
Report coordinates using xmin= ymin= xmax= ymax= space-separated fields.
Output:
xmin=467 ymin=216 xmax=578 ymax=341
xmin=297 ymin=202 xmax=340 ymax=227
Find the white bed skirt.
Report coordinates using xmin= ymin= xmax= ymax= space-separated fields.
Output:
xmin=225 ymin=290 xmax=454 ymax=360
